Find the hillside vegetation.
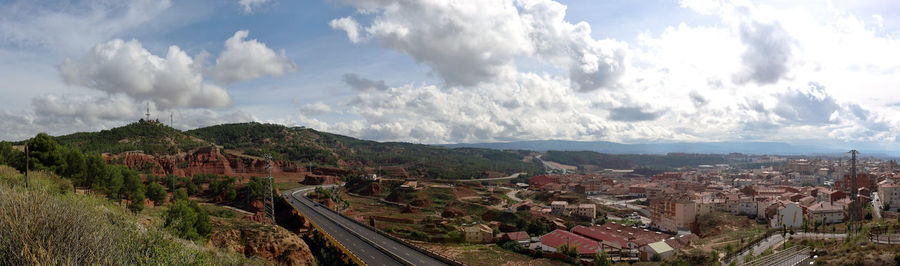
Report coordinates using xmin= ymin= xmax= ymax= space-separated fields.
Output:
xmin=543 ymin=150 xmax=728 ymax=170
xmin=4 ymin=122 xmax=735 ymax=181
xmin=187 ymin=123 xmax=544 ymax=179
xmin=0 ymin=166 xmax=265 ymax=265
xmin=55 ymin=121 xmax=207 ymax=155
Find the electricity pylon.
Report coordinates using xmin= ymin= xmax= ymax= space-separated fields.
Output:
xmin=848 ymin=149 xmax=860 ymax=222
xmin=263 ymin=154 xmax=276 ymax=224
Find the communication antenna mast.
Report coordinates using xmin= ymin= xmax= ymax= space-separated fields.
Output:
xmin=263 ymin=154 xmax=276 ymax=224
xmin=849 ymin=149 xmax=860 ymax=222
xmin=145 ymin=102 xmax=151 ymax=121
xmin=170 ymin=112 xmax=174 ymax=127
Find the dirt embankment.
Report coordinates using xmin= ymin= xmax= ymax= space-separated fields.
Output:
xmin=209 ymin=219 xmax=314 ymax=265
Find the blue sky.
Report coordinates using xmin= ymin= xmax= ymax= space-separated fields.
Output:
xmin=1 ymin=0 xmax=900 ymax=150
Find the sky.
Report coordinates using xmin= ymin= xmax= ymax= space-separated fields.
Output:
xmin=1 ymin=0 xmax=900 ymax=150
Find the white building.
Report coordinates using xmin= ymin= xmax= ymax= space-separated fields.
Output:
xmin=550 ymin=201 xmax=568 ymax=215
xmin=568 ymin=203 xmax=596 ymax=218
xmin=879 ymin=181 xmax=900 ymax=211
xmin=807 ymin=202 xmax=844 ymax=225
xmin=771 ymin=203 xmax=803 ymax=229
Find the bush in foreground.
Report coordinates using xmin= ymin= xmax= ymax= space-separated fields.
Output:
xmin=0 ymin=166 xmax=265 ymax=265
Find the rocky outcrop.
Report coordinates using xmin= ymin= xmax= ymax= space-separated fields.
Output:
xmin=209 ymin=220 xmax=314 ymax=265
xmin=301 ymin=175 xmax=340 ymax=185
xmin=119 ymin=152 xmax=166 ymax=175
xmin=310 ymin=167 xmax=353 ymax=177
xmin=107 ymin=146 xmax=338 ymax=182
xmin=181 ymin=146 xmax=232 ymax=176
xmin=347 ymin=181 xmax=382 ymax=196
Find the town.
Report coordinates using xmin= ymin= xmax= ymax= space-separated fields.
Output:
xmin=320 ymin=152 xmax=900 ymax=265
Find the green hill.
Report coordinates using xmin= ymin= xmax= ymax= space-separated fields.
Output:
xmin=26 ymin=122 xmax=543 ymax=180
xmin=187 ymin=123 xmax=544 ymax=179
xmin=55 ymin=121 xmax=207 ymax=155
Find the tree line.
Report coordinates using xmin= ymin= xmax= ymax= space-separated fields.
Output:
xmin=0 ymin=133 xmax=272 ymax=242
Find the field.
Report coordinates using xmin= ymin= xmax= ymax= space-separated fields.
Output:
xmin=690 ymin=212 xmax=768 ymax=255
xmin=418 ymin=243 xmax=567 ymax=266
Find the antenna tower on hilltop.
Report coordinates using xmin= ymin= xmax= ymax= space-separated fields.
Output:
xmin=145 ymin=102 xmax=151 ymax=121
xmin=263 ymin=154 xmax=276 ymax=224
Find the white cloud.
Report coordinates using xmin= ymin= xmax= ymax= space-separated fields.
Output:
xmin=318 ymin=0 xmax=900 ymax=145
xmin=332 ymin=0 xmax=627 ymax=90
xmin=59 ymin=38 xmax=231 ymax=109
xmin=0 ymin=0 xmax=172 ymax=54
xmin=299 ymin=102 xmax=332 ymax=116
xmin=238 ymin=0 xmax=271 ymax=13
xmin=207 ymin=30 xmax=297 ymax=84
xmin=0 ymin=28 xmax=297 ymax=140
xmin=296 ymin=73 xmax=689 ymax=144
xmin=329 ymin=17 xmax=363 ymax=43
xmin=172 ymin=109 xmax=258 ymax=130
xmin=516 ymin=0 xmax=628 ymax=91
xmin=0 ymin=106 xmax=258 ymax=141
xmin=32 ymin=94 xmax=139 ymax=123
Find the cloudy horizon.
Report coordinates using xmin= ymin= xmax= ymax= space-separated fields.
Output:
xmin=1 ymin=0 xmax=899 ymax=150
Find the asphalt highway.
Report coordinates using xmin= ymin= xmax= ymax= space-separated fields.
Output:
xmin=284 ymin=187 xmax=449 ymax=266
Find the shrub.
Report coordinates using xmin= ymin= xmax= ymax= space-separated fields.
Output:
xmin=164 ymin=199 xmax=212 ymax=241
xmin=147 ymin=182 xmax=167 ymax=205
xmin=128 ymin=189 xmax=145 ymax=213
xmin=0 ymin=180 xmax=262 ymax=265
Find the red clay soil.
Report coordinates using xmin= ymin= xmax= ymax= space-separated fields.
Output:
xmin=109 ymin=146 xmax=344 ymax=185
xmin=451 ymin=186 xmax=479 ymax=198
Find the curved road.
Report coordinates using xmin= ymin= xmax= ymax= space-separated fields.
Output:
xmin=435 ymin=172 xmax=524 ymax=183
xmin=284 ymin=186 xmax=449 ymax=266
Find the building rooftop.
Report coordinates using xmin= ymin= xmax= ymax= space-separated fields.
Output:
xmin=540 ymin=229 xmax=599 ymax=255
xmin=647 ymin=241 xmax=673 ymax=254
xmin=501 ymin=231 xmax=530 ymax=241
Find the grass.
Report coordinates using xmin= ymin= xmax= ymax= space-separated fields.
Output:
xmin=274 ymin=181 xmax=306 ymax=191
xmin=691 ymin=212 xmax=768 ymax=255
xmin=611 ymin=219 xmax=641 ymax=226
xmin=0 ymin=165 xmax=269 ymax=265
xmin=424 ymin=187 xmax=456 ymax=211
xmin=797 ymin=238 xmax=900 ymax=265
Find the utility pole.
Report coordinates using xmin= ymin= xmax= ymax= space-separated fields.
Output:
xmin=263 ymin=154 xmax=276 ymax=225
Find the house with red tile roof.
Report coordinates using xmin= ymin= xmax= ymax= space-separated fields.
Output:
xmin=498 ymin=231 xmax=531 ymax=245
xmin=539 ymin=229 xmax=599 ymax=256
xmin=571 ymin=223 xmax=675 ymax=261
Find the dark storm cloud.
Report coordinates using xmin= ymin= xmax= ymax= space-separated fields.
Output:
xmin=734 ymin=20 xmax=792 ymax=85
xmin=773 ymin=82 xmax=839 ymax=125
xmin=608 ymin=107 xmax=661 ymax=122
xmin=342 ymin=73 xmax=389 ymax=91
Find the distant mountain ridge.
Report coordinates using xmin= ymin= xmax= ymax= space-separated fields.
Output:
xmin=443 ymin=140 xmax=896 ymax=157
